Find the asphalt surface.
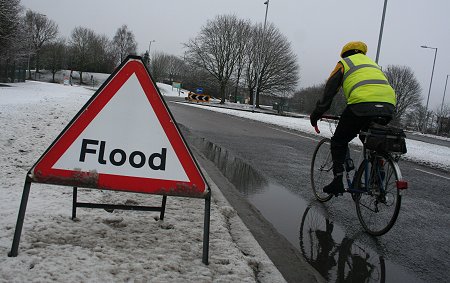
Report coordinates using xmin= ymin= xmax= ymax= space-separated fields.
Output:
xmin=167 ymin=98 xmax=450 ymax=283
xmin=187 ymin=137 xmax=324 ymax=283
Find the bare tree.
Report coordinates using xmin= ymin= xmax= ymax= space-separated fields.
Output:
xmin=150 ymin=52 xmax=170 ymax=82
xmin=41 ymin=38 xmax=66 ymax=82
xmin=25 ymin=10 xmax=58 ymax=74
xmin=69 ymin=27 xmax=115 ymax=83
xmin=141 ymin=50 xmax=150 ymax=68
xmin=112 ymin=24 xmax=137 ymax=64
xmin=166 ymin=55 xmax=186 ymax=83
xmin=184 ymin=15 xmax=250 ymax=103
xmin=232 ymin=21 xmax=252 ymax=102
xmin=289 ymin=83 xmax=347 ymax=115
xmin=435 ymin=104 xmax=450 ymax=135
xmin=244 ymin=23 xmax=299 ymax=107
xmin=0 ymin=0 xmax=28 ymax=82
xmin=150 ymin=52 xmax=186 ymax=83
xmin=404 ymin=104 xmax=427 ymax=132
xmin=384 ymin=65 xmax=422 ymax=126
xmin=0 ymin=0 xmax=22 ymax=55
xmin=89 ymin=34 xmax=115 ymax=73
xmin=69 ymin=26 xmax=95 ymax=84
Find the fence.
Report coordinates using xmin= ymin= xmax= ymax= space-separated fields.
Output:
xmin=0 ymin=62 xmax=26 ymax=83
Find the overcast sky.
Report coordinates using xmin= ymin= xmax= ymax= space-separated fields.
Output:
xmin=21 ymin=0 xmax=450 ymax=109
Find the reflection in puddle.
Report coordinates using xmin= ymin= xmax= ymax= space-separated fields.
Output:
xmin=299 ymin=203 xmax=423 ymax=283
xmin=181 ymin=128 xmax=423 ymax=283
xmin=300 ymin=203 xmax=386 ymax=282
xmin=186 ymin=134 xmax=267 ymax=195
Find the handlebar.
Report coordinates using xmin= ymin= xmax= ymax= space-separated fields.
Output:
xmin=313 ymin=115 xmax=340 ymax=134
xmin=321 ymin=115 xmax=340 ymax=121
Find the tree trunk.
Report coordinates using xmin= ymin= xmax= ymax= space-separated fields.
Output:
xmin=35 ymin=52 xmax=40 ymax=74
xmin=233 ymin=66 xmax=242 ymax=103
xmin=220 ymin=84 xmax=226 ymax=104
xmin=27 ymin=56 xmax=32 ymax=80
xmin=248 ymin=88 xmax=254 ymax=105
xmin=79 ymin=71 xmax=83 ymax=85
xmin=256 ymin=89 xmax=260 ymax=108
xmin=248 ymin=88 xmax=260 ymax=108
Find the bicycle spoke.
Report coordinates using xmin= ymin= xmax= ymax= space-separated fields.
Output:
xmin=311 ymin=138 xmax=334 ymax=202
xmin=355 ymin=157 xmax=402 ymax=236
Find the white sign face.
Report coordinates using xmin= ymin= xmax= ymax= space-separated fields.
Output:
xmin=53 ymin=74 xmax=189 ymax=182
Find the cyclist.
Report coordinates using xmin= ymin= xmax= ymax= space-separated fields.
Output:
xmin=310 ymin=41 xmax=396 ymax=196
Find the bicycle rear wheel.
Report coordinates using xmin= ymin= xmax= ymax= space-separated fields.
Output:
xmin=311 ymin=138 xmax=333 ymax=202
xmin=354 ymin=155 xmax=402 ymax=236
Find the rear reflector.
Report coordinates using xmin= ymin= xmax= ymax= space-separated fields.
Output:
xmin=396 ymin=180 xmax=408 ymax=190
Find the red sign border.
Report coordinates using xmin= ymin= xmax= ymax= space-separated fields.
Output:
xmin=30 ymin=56 xmax=207 ymax=197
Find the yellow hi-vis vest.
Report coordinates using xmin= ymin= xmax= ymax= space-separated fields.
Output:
xmin=340 ymin=54 xmax=396 ymax=106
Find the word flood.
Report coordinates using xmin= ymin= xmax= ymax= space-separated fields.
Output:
xmin=79 ymin=139 xmax=166 ymax=170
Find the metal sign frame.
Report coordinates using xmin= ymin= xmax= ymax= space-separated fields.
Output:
xmin=8 ymin=55 xmax=211 ymax=264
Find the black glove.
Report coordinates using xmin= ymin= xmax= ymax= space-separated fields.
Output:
xmin=310 ymin=111 xmax=321 ymax=127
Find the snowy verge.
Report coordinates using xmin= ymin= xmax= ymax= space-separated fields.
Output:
xmin=0 ymin=81 xmax=286 ymax=282
xmin=203 ymin=169 xmax=287 ymax=283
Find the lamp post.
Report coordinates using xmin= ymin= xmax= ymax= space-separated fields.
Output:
xmin=375 ymin=0 xmax=388 ymax=64
xmin=148 ymin=40 xmax=156 ymax=66
xmin=253 ymin=0 xmax=270 ymax=111
xmin=437 ymin=74 xmax=449 ymax=135
xmin=421 ymin=45 xmax=438 ymax=133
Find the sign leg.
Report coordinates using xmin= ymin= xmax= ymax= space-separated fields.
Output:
xmin=160 ymin=195 xmax=167 ymax=220
xmin=202 ymin=191 xmax=211 ymax=265
xmin=8 ymin=180 xmax=32 ymax=257
xmin=72 ymin=187 xmax=77 ymax=220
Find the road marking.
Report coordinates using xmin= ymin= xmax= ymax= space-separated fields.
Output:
xmin=415 ymin=168 xmax=450 ymax=180
xmin=267 ymin=126 xmax=321 ymax=142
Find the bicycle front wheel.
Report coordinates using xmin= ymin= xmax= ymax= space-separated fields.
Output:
xmin=311 ymin=138 xmax=333 ymax=202
xmin=354 ymin=156 xmax=402 ymax=236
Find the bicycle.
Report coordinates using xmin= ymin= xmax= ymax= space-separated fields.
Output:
xmin=310 ymin=115 xmax=408 ymax=236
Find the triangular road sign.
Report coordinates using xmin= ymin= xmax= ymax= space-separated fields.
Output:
xmin=30 ymin=56 xmax=207 ymax=197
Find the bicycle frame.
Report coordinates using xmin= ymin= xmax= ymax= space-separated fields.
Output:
xmin=344 ymin=145 xmax=386 ymax=196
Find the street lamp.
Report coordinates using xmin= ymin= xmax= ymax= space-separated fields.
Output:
xmin=421 ymin=45 xmax=438 ymax=132
xmin=375 ymin=0 xmax=388 ymax=64
xmin=437 ymin=74 xmax=450 ymax=135
xmin=253 ymin=0 xmax=270 ymax=111
xmin=148 ymin=40 xmax=156 ymax=65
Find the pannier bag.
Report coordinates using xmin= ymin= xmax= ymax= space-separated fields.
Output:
xmin=360 ymin=125 xmax=407 ymax=154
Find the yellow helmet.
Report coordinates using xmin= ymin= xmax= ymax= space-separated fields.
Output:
xmin=340 ymin=41 xmax=368 ymax=57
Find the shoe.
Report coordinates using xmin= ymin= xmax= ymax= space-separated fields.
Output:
xmin=323 ymin=175 xmax=345 ymax=196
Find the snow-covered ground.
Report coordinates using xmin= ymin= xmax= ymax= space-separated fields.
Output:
xmin=0 ymin=81 xmax=285 ymax=282
xmin=1 ymin=78 xmax=448 ymax=282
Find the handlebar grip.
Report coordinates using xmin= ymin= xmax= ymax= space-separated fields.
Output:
xmin=314 ymin=125 xmax=320 ymax=134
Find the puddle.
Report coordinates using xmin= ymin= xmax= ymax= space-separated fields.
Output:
xmin=300 ymin=203 xmax=385 ymax=282
xmin=181 ymin=127 xmax=424 ymax=283
xmin=186 ymin=134 xmax=267 ymax=195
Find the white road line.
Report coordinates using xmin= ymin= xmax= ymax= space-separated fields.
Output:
xmin=415 ymin=168 xmax=450 ymax=180
xmin=267 ymin=126 xmax=321 ymax=142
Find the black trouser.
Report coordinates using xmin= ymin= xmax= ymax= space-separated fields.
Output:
xmin=331 ymin=107 xmax=379 ymax=175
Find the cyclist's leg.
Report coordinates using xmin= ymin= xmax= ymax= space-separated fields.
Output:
xmin=326 ymin=108 xmax=370 ymax=194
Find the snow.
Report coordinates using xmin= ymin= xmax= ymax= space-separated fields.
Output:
xmin=156 ymin=82 xmax=189 ymax=98
xmin=0 ymin=81 xmax=285 ymax=282
xmin=182 ymin=103 xmax=450 ymax=172
xmin=1 ymin=78 xmax=448 ymax=282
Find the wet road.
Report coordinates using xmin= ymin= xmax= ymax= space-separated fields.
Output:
xmin=167 ymin=99 xmax=450 ymax=283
